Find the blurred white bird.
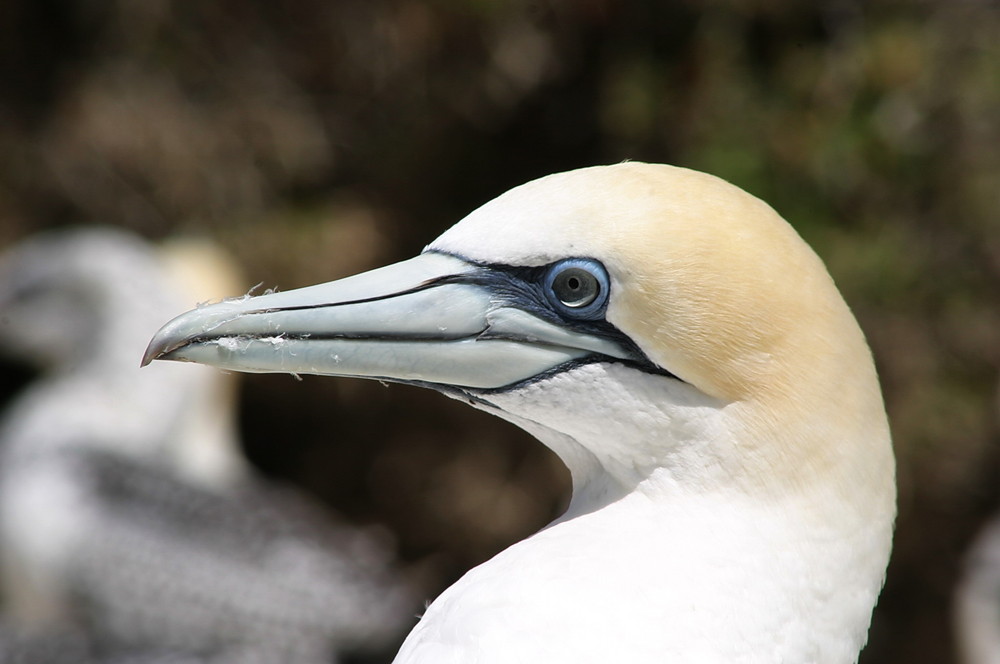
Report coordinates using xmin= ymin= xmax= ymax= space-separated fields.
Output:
xmin=957 ymin=512 xmax=1000 ymax=664
xmin=0 ymin=227 xmax=416 ymax=663
xmin=145 ymin=163 xmax=896 ymax=663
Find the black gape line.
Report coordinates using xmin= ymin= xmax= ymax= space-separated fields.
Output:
xmin=437 ymin=354 xmax=683 ymax=400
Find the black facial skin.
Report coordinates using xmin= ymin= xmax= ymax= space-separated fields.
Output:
xmin=422 ymin=251 xmax=679 ymax=396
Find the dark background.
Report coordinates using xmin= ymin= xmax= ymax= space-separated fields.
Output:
xmin=1 ymin=1 xmax=999 ymax=662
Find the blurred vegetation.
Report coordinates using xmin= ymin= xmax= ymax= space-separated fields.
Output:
xmin=1 ymin=1 xmax=998 ymax=662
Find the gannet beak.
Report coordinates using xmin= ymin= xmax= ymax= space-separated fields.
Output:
xmin=142 ymin=251 xmax=638 ymax=391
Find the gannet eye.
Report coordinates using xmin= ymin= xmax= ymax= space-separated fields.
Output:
xmin=544 ymin=258 xmax=609 ymax=320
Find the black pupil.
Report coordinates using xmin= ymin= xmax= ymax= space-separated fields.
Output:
xmin=554 ymin=268 xmax=597 ymax=308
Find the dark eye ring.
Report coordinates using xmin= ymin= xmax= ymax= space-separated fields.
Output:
xmin=543 ymin=258 xmax=610 ymax=319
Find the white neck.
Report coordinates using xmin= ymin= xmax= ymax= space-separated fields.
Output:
xmin=395 ymin=363 xmax=892 ymax=663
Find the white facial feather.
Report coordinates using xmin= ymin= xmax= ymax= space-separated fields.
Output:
xmin=407 ymin=162 xmax=895 ymax=664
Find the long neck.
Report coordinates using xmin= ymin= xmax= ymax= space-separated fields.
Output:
xmin=465 ymin=363 xmax=894 ymax=663
xmin=397 ymin=444 xmax=889 ymax=663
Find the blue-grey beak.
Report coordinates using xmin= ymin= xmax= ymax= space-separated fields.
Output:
xmin=142 ymin=252 xmax=631 ymax=391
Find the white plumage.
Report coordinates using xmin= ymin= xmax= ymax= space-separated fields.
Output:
xmin=144 ymin=163 xmax=896 ymax=663
xmin=0 ymin=228 xmax=415 ymax=662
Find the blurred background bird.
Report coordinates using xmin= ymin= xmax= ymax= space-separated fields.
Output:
xmin=0 ymin=228 xmax=417 ymax=663
xmin=0 ymin=2 xmax=999 ymax=663
xmin=956 ymin=514 xmax=1000 ymax=664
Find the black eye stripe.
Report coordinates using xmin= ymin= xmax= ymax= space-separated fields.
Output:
xmin=423 ymin=257 xmax=610 ymax=321
xmin=419 ymin=250 xmax=679 ymax=387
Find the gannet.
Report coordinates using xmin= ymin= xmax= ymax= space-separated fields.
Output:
xmin=144 ymin=163 xmax=896 ymax=663
xmin=0 ymin=228 xmax=414 ymax=662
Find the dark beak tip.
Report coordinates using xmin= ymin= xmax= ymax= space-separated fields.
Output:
xmin=140 ymin=342 xmax=159 ymax=367
xmin=140 ymin=335 xmax=176 ymax=367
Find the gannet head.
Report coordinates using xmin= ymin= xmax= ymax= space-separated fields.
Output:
xmin=429 ymin=164 xmax=895 ymax=511
xmin=144 ymin=163 xmax=895 ymax=661
xmin=145 ymin=163 xmax=891 ymax=500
